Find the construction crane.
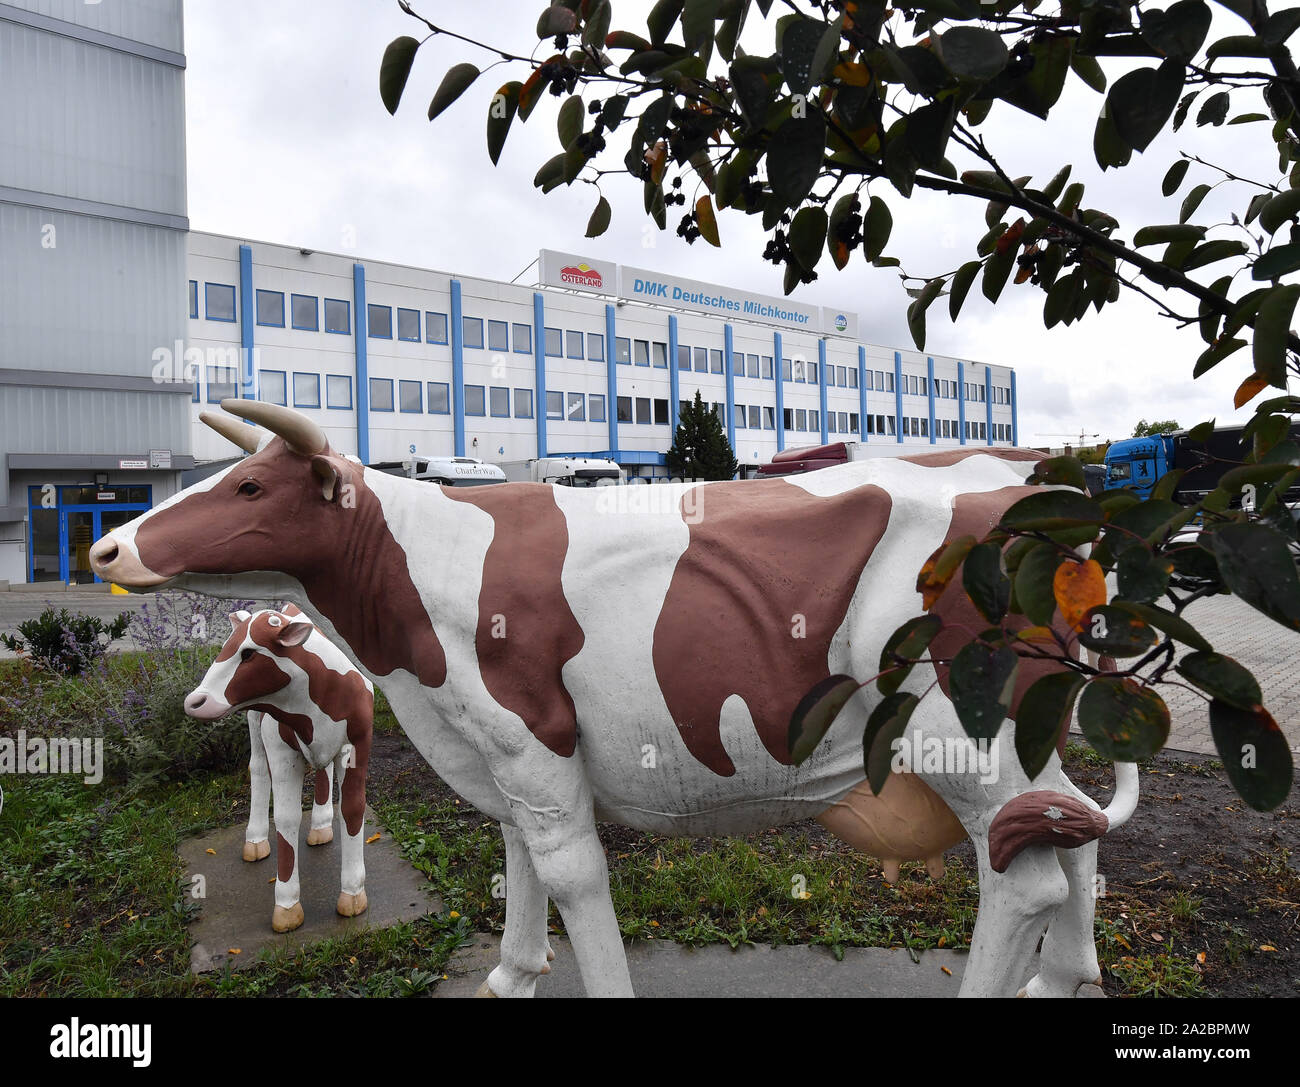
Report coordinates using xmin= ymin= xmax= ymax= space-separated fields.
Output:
xmin=1034 ymin=431 xmax=1101 ymax=446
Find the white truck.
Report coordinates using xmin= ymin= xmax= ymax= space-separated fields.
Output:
xmin=369 ymin=454 xmax=507 ymax=487
xmin=498 ymin=456 xmax=625 ymax=487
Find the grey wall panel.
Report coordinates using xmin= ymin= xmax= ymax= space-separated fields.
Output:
xmin=0 ymin=384 xmax=192 ymax=461
xmin=0 ymin=22 xmax=186 ymax=215
xmin=0 ymin=203 xmax=188 ymax=379
xmin=3 ymin=0 xmax=182 ymax=53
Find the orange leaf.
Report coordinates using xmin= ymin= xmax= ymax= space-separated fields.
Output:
xmin=940 ymin=965 xmax=952 ymax=976
xmin=1014 ymin=625 xmax=1056 ymax=644
xmin=228 ymin=948 xmax=242 ymax=955
xmin=1053 ymin=558 xmax=1106 ymax=632
xmin=996 ymin=218 xmax=1026 ymax=256
xmin=644 ymin=140 xmax=667 ymax=186
xmin=365 ymin=832 xmax=381 ymax=844
xmin=695 ymin=195 xmax=720 ymax=247
xmin=205 ymin=848 xmax=216 ymax=855
xmin=833 ymin=61 xmax=871 ymax=86
xmin=1196 ymin=951 xmax=1206 ymax=963
xmin=1234 ymin=373 xmax=1269 ymax=409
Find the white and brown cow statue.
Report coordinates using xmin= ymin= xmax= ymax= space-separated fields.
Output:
xmin=183 ymin=603 xmax=374 ymax=932
xmin=92 ymin=400 xmax=1138 ymax=998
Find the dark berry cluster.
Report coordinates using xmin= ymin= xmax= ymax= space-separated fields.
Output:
xmin=676 ymin=212 xmax=701 ymax=243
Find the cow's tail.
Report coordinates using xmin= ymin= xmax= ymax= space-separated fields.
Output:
xmin=1101 ymin=759 xmax=1139 ymax=831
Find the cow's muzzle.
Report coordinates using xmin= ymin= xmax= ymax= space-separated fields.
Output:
xmin=89 ymin=534 xmax=168 ymax=587
xmin=183 ymin=690 xmax=232 ymax=720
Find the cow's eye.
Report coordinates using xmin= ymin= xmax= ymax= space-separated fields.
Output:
xmin=238 ymin=480 xmax=261 ymax=497
xmin=240 ymin=648 xmax=255 ymax=662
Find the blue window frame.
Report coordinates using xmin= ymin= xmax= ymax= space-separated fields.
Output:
xmin=781 ymin=357 xmax=793 ymax=381
xmin=369 ymin=377 xmax=395 ymax=412
xmin=463 ymin=317 xmax=484 ymax=349
xmin=633 ymin=339 xmax=650 ymax=367
xmin=762 ymin=355 xmax=773 ymax=379
xmin=588 ymin=333 xmax=604 ymax=361
xmin=512 ymin=323 xmax=532 ymax=353
xmin=736 ymin=403 xmax=747 ymax=429
xmin=547 ymin=391 xmax=564 ymax=419
xmin=426 ymin=311 xmax=449 ymax=344
xmin=544 ymin=327 xmax=563 ymax=357
xmin=255 ymin=289 xmax=285 ymax=327
xmin=808 ymin=361 xmax=818 ymax=383
xmin=326 ymin=374 xmax=352 ymax=409
xmin=398 ymin=308 xmax=421 ymax=342
xmin=205 ymin=282 xmax=236 ymax=322
xmin=589 ymin=393 xmax=605 ymax=422
xmin=292 ymin=293 xmax=318 ymax=331
xmin=293 ymin=372 xmax=320 ymax=408
xmin=615 ymin=337 xmax=631 ymax=364
xmin=514 ymin=388 xmax=533 ymax=418
xmin=693 ymin=347 xmax=708 ymax=372
xmin=567 ymin=330 xmax=584 ymax=359
xmin=731 ymin=352 xmax=744 ymax=377
xmin=676 ymin=345 xmax=690 ymax=369
xmin=567 ymin=392 xmax=586 ymax=421
xmin=710 ymin=349 xmax=723 ymax=374
xmin=258 ymin=370 xmax=287 ymax=406
xmin=653 ymin=342 xmax=668 ymax=368
xmin=206 ymin=365 xmax=237 ymax=402
xmin=399 ymin=379 xmax=423 ymax=413
xmin=490 ymin=386 xmax=510 ymax=417
xmin=746 ymin=353 xmax=759 ymax=378
xmin=428 ymin=382 xmax=450 ymax=414
xmin=368 ymin=304 xmax=393 ymax=339
xmin=325 ymin=298 xmax=350 ymax=335
xmin=487 ymin=320 xmax=509 ymax=352
xmin=188 ymin=280 xmax=198 ymax=319
xmin=465 ymin=384 xmax=486 ymax=415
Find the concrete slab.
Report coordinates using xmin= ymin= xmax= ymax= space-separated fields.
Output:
xmin=179 ymin=807 xmax=438 ymax=973
xmin=434 ymin=933 xmax=1103 ymax=998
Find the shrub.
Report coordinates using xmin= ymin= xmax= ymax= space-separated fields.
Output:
xmin=0 ymin=605 xmax=130 ymax=676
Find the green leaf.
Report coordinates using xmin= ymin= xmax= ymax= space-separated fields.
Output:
xmin=730 ymin=56 xmax=779 ymax=126
xmin=862 ymin=195 xmax=892 ymax=261
xmin=863 ymin=693 xmax=919 ymax=796
xmin=767 ymin=113 xmax=827 ymax=207
xmin=1193 ymin=335 xmax=1246 ymax=378
xmin=1161 ymin=159 xmax=1190 ymax=197
xmin=1077 ymin=605 xmax=1158 ymax=657
xmin=557 ymin=95 xmax=584 ymax=150
xmin=486 ymin=81 xmax=521 ymax=166
xmin=1179 ymin=183 xmax=1211 ymax=223
xmin=1259 ymin=188 xmax=1300 ymax=235
xmin=1015 ymin=543 xmax=1063 ymax=626
xmin=778 ymin=16 xmax=828 ymax=95
xmin=427 ymin=62 xmax=481 ymax=123
xmin=1015 ymin=672 xmax=1085 ymax=780
xmin=1206 ymin=34 xmax=1273 ymax=59
xmin=1078 ymin=677 xmax=1171 ymax=761
xmin=878 ymin=614 xmax=944 ymax=698
xmin=981 ymin=246 xmax=1016 ymax=304
xmin=1026 ymin=455 xmax=1086 ymax=491
xmin=1111 ymin=600 xmax=1213 ymax=652
xmin=536 ymin=4 xmax=578 ymax=37
xmin=583 ymin=0 xmax=612 ymax=49
xmin=1207 ymin=521 xmax=1300 ymax=631
xmin=1180 ymin=239 xmax=1248 ymax=271
xmin=1070 ymin=52 xmax=1107 ymax=94
xmin=1140 ymin=0 xmax=1213 ymax=62
xmin=948 ymin=259 xmax=982 ymax=322
xmin=1000 ymin=491 xmax=1105 ymax=532
xmin=1176 ymin=651 xmax=1261 ymax=711
xmin=962 ymin=541 xmax=1011 ymax=624
xmin=949 ymin=641 xmax=1019 ymax=741
xmin=586 ymin=195 xmax=612 ymax=238
xmin=1173 ymin=89 xmax=1199 ymax=132
xmin=1133 ymin=224 xmax=1206 ymax=247
xmin=937 ymin=26 xmax=1009 ymax=82
xmin=1208 ymin=700 xmax=1294 ymax=811
xmin=379 ymin=36 xmax=421 ymax=116
xmin=789 ymin=206 xmax=827 ymax=271
xmin=647 ymin=0 xmax=684 ymax=46
xmin=906 ymin=277 xmax=944 ymax=351
xmin=1195 ymin=90 xmax=1230 ymax=127
xmin=1116 ymin=546 xmax=1173 ymax=604
xmin=1252 ymin=244 xmax=1300 ymax=281
xmin=1252 ymin=283 xmax=1300 ymax=388
xmin=788 ymin=674 xmax=861 ymax=765
xmin=1107 ymin=60 xmax=1185 ymax=154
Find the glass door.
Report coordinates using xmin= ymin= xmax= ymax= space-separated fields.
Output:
xmin=62 ymin=511 xmax=97 ymax=585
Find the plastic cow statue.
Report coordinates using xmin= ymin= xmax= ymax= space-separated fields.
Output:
xmin=184 ymin=604 xmax=374 ymax=933
xmin=95 ymin=401 xmax=1138 ymax=997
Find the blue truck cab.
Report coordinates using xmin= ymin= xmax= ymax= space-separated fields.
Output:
xmin=1103 ymin=435 xmax=1172 ymax=499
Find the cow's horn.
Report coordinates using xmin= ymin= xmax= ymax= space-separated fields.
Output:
xmin=199 ymin=410 xmax=266 ymax=455
xmin=221 ymin=399 xmax=327 ymax=457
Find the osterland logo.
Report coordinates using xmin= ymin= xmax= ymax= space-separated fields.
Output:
xmin=834 ymin=313 xmax=848 ymax=331
xmin=560 ymin=262 xmax=603 ymax=288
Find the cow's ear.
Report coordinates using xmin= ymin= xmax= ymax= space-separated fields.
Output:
xmin=275 ymin=615 xmax=314 ymax=648
xmin=310 ymin=454 xmax=346 ymax=502
xmin=228 ymin=609 xmax=251 ymax=629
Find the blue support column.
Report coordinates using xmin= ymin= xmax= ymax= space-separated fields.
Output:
xmin=533 ymin=292 xmax=547 ymax=459
xmin=893 ymin=351 xmax=904 ymax=444
xmin=450 ymin=280 xmax=465 ymax=458
xmin=858 ymin=346 xmax=868 ymax=443
xmin=352 ymin=263 xmax=370 ymax=465
xmin=774 ymin=332 xmax=786 ymax=452
xmin=724 ymin=324 xmax=737 ymax=450
xmin=238 ymin=244 xmax=255 ymax=399
xmin=957 ymin=360 xmax=967 ymax=445
xmin=926 ymin=357 xmax=937 ymax=444
xmin=605 ymin=304 xmax=619 ymax=455
xmin=817 ymin=340 xmax=829 ymax=445
xmin=985 ymin=366 xmax=994 ymax=445
xmin=1011 ymin=370 xmax=1020 ymax=446
xmin=668 ymin=315 xmax=681 ymax=433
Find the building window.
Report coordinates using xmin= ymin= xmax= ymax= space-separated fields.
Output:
xmin=292 ymin=294 xmax=318 ymax=331
xmin=327 ymin=375 xmax=352 ymax=410
xmin=488 ymin=319 xmax=509 ymax=352
xmin=633 ymin=339 xmax=650 ymax=366
xmin=746 ymin=353 xmax=759 ymax=378
xmin=827 ymin=413 xmax=836 ymax=434
xmin=567 ymin=392 xmax=586 ymax=421
xmin=514 ymin=388 xmax=533 ymax=418
xmin=465 ymin=384 xmax=486 ymax=416
xmin=205 ymin=283 xmax=236 ymax=322
xmin=370 ymin=377 xmax=394 ymax=412
xmin=694 ymin=347 xmax=709 ymax=373
xmin=849 ymin=412 xmax=858 ymax=432
xmin=463 ymin=317 xmax=484 ymax=349
xmin=781 ymin=358 xmax=793 ymax=381
xmin=839 ymin=411 xmax=849 ymax=433
xmin=617 ymin=396 xmax=633 ymax=422
xmin=188 ymin=280 xmax=198 ymax=319
xmin=836 ymin=366 xmax=847 ymax=387
xmin=428 ymin=381 xmax=450 ymax=414
xmin=886 ymin=415 xmax=897 ymax=435
xmin=783 ymin=407 xmax=794 ymax=430
xmin=293 ymin=372 xmax=320 ymax=408
xmin=654 ymin=398 xmax=669 ymax=425
xmin=588 ymin=333 xmax=604 ymax=361
xmin=590 ymin=394 xmax=606 ymax=422
xmin=398 ymin=380 xmax=422 ymax=413
xmin=398 ymin=308 xmax=421 ymax=342
xmin=848 ymin=368 xmax=858 ymax=389
xmin=810 ymin=409 xmax=820 ymax=431
xmin=513 ymin=322 xmax=532 ymax=353
xmin=325 ymin=298 xmax=350 ymax=334
xmin=490 ymin=386 xmax=510 ymax=417
xmin=426 ymin=311 xmax=449 ymax=344
xmin=710 ymin=349 xmax=724 ymax=374
xmin=736 ymin=403 xmax=748 ymax=429
xmin=808 ymin=362 xmax=818 ymax=383
xmin=653 ymin=341 xmax=668 ymax=368
xmin=567 ymin=330 xmax=585 ymax=359
xmin=547 ymin=391 xmax=564 ymax=419
xmin=545 ymin=327 xmax=563 ymax=357
xmin=256 ymin=290 xmax=285 ymax=327
xmin=615 ymin=337 xmax=631 ymax=364
xmin=764 ymin=406 xmax=775 ymax=430
xmin=368 ymin=304 xmax=393 ymax=339
xmin=206 ymin=365 xmax=237 ymax=402
xmin=731 ymin=351 xmax=743 ymax=377
xmin=676 ymin=345 xmax=691 ymax=369
xmin=636 ymin=397 xmax=651 ymax=424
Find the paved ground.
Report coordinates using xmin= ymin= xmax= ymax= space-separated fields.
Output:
xmin=5 ymin=589 xmax=1297 ymax=757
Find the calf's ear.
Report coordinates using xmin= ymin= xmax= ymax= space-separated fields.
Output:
xmin=276 ymin=615 xmax=314 ymax=648
xmin=228 ymin=609 xmax=251 ymax=629
xmin=311 ymin=454 xmax=347 ymax=503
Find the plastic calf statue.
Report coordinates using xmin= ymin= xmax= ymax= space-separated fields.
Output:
xmin=94 ymin=400 xmax=1138 ymax=998
xmin=183 ymin=603 xmax=374 ymax=932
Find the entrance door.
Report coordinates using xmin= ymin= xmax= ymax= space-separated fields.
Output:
xmin=62 ymin=511 xmax=97 ymax=586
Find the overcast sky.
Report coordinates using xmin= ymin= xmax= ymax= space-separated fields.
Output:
xmin=183 ymin=0 xmax=1287 ymax=447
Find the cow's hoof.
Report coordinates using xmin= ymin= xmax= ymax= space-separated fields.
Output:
xmin=474 ymin=979 xmax=499 ymax=998
xmin=881 ymin=859 xmax=901 ymax=883
xmin=336 ymin=890 xmax=368 ymax=918
xmin=242 ymin=839 xmax=270 ymax=862
xmin=272 ymin=903 xmax=304 ymax=933
xmin=546 ymin=944 xmax=556 ymax=962
xmin=307 ymin=826 xmax=334 ymax=846
xmin=925 ymin=854 xmax=945 ymax=879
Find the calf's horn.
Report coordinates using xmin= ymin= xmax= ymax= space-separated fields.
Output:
xmin=221 ymin=398 xmax=327 ymax=457
xmin=199 ymin=411 xmax=266 ymax=455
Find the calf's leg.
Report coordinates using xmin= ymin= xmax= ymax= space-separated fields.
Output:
xmin=307 ymin=762 xmax=335 ymax=846
xmin=479 ymin=823 xmax=554 ymax=998
xmin=335 ymin=746 xmax=367 ymax=918
xmin=243 ymin=712 xmax=271 ymax=862
xmin=268 ymin=740 xmax=308 ymax=933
